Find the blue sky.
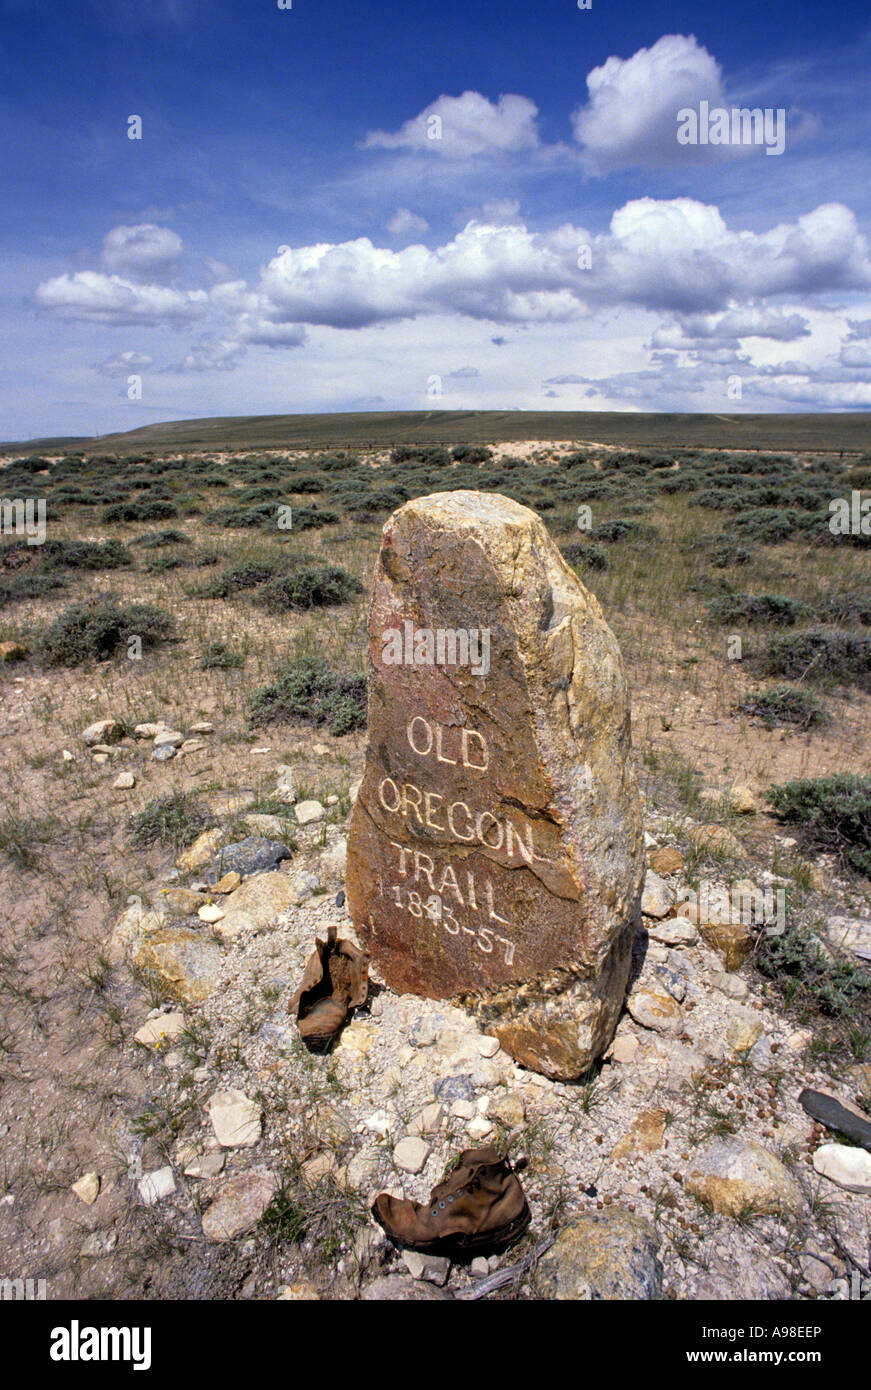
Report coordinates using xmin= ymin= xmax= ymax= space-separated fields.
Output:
xmin=2 ymin=0 xmax=871 ymax=439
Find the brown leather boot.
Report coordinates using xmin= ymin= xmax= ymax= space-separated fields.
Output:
xmin=372 ymin=1137 xmax=530 ymax=1254
xmin=290 ymin=925 xmax=369 ymax=1051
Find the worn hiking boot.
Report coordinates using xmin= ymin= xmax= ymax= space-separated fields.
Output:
xmin=290 ymin=925 xmax=369 ymax=1051
xmin=372 ymin=1137 xmax=530 ymax=1254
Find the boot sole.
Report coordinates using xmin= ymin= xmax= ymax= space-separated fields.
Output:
xmin=371 ymin=1201 xmax=531 ymax=1256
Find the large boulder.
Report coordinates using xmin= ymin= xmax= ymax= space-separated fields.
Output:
xmin=346 ymin=491 xmax=644 ymax=1079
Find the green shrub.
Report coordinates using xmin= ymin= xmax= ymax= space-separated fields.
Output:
xmin=736 ymin=685 xmax=830 ymax=730
xmin=249 ymin=654 xmax=367 ymax=735
xmin=40 ymin=538 xmax=132 ymax=570
xmin=706 ymin=593 xmax=807 ymax=627
xmin=200 ymin=563 xmax=288 ymax=598
xmin=143 ymin=552 xmax=188 ymax=573
xmin=757 ymin=628 xmax=871 ymax=690
xmin=0 ymin=571 xmax=66 ymax=607
xmin=451 ymin=445 xmax=492 ymax=463
xmin=102 ymin=498 xmax=178 ymax=523
xmin=560 ymin=541 xmax=609 ymax=572
xmin=285 ymin=476 xmax=325 ymax=493
xmin=816 ymin=591 xmax=871 ymax=627
xmin=288 ymin=506 xmax=340 ymax=530
xmin=39 ymin=599 xmax=175 ymax=665
xmin=702 ymin=538 xmax=752 ymax=567
xmin=593 ymin=518 xmax=657 ymax=543
xmin=733 ymin=509 xmax=806 ymax=543
xmin=765 ymin=774 xmax=871 ymax=876
xmin=207 ymin=503 xmax=275 ymax=528
xmin=133 ymin=529 xmax=190 ymax=549
xmin=256 ymin=564 xmax=362 ymax=611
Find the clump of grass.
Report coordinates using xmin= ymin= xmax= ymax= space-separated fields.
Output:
xmin=0 ymin=814 xmax=56 ymax=869
xmin=200 ymin=639 xmax=245 ymax=670
xmin=765 ymin=774 xmax=871 ymax=877
xmin=736 ymin=685 xmax=830 ymax=730
xmin=256 ymin=564 xmax=362 ymax=612
xmin=260 ymin=1163 xmax=368 ymax=1261
xmin=754 ymin=919 xmax=870 ymax=1057
xmin=129 ymin=791 xmax=213 ymax=849
xmin=249 ymin=654 xmax=367 ymax=735
xmin=38 ymin=599 xmax=175 ymax=666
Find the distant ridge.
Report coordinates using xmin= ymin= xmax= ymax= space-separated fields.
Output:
xmin=2 ymin=409 xmax=869 ymax=455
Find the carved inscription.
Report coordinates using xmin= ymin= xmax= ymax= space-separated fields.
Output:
xmin=367 ymin=716 xmax=525 ymax=969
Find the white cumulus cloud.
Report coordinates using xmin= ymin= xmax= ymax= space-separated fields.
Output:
xmin=364 ymin=91 xmax=541 ymax=157
xmin=572 ymin=34 xmax=728 ymax=170
xmin=101 ymin=223 xmax=183 ymax=281
xmin=35 ymin=271 xmax=208 ymax=325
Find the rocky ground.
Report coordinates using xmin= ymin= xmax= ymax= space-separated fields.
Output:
xmin=0 ymin=439 xmax=869 ymax=1301
xmin=3 ymin=713 xmax=866 ymax=1302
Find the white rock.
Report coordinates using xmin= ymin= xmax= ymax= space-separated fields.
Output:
xmin=364 ymin=1109 xmax=395 ymax=1137
xmin=83 ymin=719 xmax=121 ymax=746
xmin=180 ymin=739 xmax=206 ymax=754
xmin=189 ymin=721 xmax=214 ymax=734
xmin=451 ymin=1100 xmax=476 ymax=1120
xmin=647 ymin=915 xmax=697 ymax=946
xmin=401 ymin=1250 xmax=450 ymax=1285
xmin=184 ymin=1152 xmax=226 ymax=1180
xmin=467 ymin=1117 xmax=494 ymax=1141
xmin=62 ymin=749 xmax=74 ymax=762
xmin=205 ymin=1088 xmax=262 ymax=1148
xmin=641 ymin=870 xmax=674 ymax=919
xmin=610 ymin=1033 xmax=639 ymax=1064
xmin=627 ymin=988 xmax=683 ymax=1033
xmin=407 ymin=1102 xmax=444 ymax=1136
xmin=134 ymin=1012 xmax=186 ymax=1048
xmin=71 ymin=1172 xmax=100 ymax=1205
xmin=643 ymin=832 xmax=658 ymax=849
xmin=295 ymin=799 xmax=325 ymax=826
xmin=153 ymin=729 xmax=183 ymax=748
xmin=813 ymin=1144 xmax=871 ymax=1194
xmin=198 ymin=903 xmax=225 ymax=923
xmin=113 ymin=771 xmax=136 ymax=790
xmin=348 ymin=779 xmax=362 ymax=803
xmin=138 ymin=1167 xmax=176 ymax=1205
xmin=134 ymin=723 xmax=165 ymax=739
xmin=477 ymin=1036 xmax=500 ymax=1057
xmin=393 ymin=1137 xmax=430 ymax=1173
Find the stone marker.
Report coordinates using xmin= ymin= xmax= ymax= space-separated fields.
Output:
xmin=346 ymin=491 xmax=644 ymax=1079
